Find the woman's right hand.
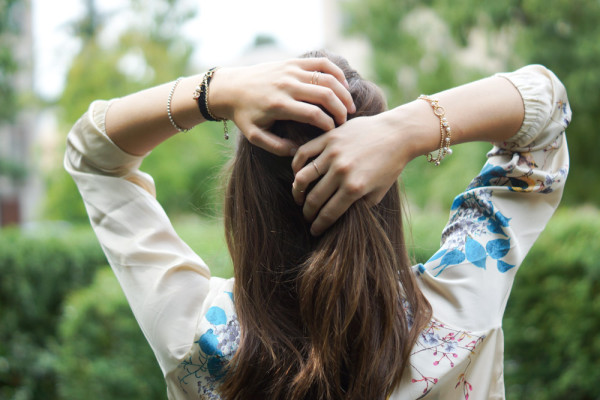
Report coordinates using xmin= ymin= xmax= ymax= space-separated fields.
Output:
xmin=290 ymin=108 xmax=420 ymax=236
xmin=209 ymin=58 xmax=356 ymax=156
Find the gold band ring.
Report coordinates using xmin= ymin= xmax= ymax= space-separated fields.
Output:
xmin=312 ymin=160 xmax=322 ymax=177
xmin=311 ymin=71 xmax=321 ymax=85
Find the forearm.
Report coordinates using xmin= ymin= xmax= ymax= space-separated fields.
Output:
xmin=105 ymin=75 xmax=207 ymax=156
xmin=104 ymin=59 xmax=356 ymax=157
xmin=384 ymin=76 xmax=525 ymax=162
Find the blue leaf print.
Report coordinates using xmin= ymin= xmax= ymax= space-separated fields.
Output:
xmin=198 ymin=329 xmax=223 ymax=356
xmin=478 ymin=164 xmax=507 ymax=186
xmin=427 ymin=248 xmax=448 ymax=263
xmin=451 ymin=195 xmax=466 ymax=211
xmin=487 ymin=219 xmax=507 ymax=236
xmin=207 ymin=357 xmax=226 ymax=378
xmin=497 ymin=260 xmax=516 ymax=273
xmin=486 ymin=239 xmax=511 ymax=260
xmin=433 ymin=249 xmax=466 ymax=277
xmin=494 ymin=211 xmax=511 ymax=227
xmin=205 ymin=306 xmax=227 ymax=325
xmin=465 ymin=237 xmax=486 ymax=269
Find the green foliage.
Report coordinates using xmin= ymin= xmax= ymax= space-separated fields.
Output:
xmin=56 ymin=268 xmax=165 ymax=399
xmin=140 ymin=125 xmax=232 ymax=216
xmin=45 ymin=0 xmax=231 ymax=221
xmin=0 ymin=227 xmax=105 ymax=400
xmin=344 ymin=0 xmax=600 ymax=205
xmin=503 ymin=206 xmax=600 ymax=399
xmin=171 ymin=215 xmax=233 ymax=278
xmin=0 ymin=0 xmax=21 ymax=124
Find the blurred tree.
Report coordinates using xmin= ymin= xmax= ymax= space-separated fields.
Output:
xmin=344 ymin=0 xmax=600 ymax=205
xmin=0 ymin=0 xmax=21 ymax=123
xmin=45 ymin=0 xmax=230 ymax=222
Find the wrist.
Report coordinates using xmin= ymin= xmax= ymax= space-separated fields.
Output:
xmin=206 ymin=67 xmax=235 ymax=121
xmin=384 ymin=100 xmax=445 ymax=163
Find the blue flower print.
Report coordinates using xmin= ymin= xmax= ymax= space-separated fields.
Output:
xmin=177 ymin=291 xmax=241 ymax=397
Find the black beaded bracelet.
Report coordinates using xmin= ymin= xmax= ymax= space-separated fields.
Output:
xmin=193 ymin=67 xmax=229 ymax=139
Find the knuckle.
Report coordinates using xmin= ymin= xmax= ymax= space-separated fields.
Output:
xmin=245 ymin=129 xmax=259 ymax=142
xmin=318 ymin=210 xmax=335 ymax=225
xmin=294 ymin=172 xmax=309 ymax=187
xmin=304 ymin=195 xmax=320 ymax=210
xmin=345 ymin=181 xmax=365 ymax=196
xmin=323 ymin=88 xmax=337 ymax=103
xmin=308 ymin=107 xmax=323 ymax=122
xmin=267 ymin=97 xmax=286 ymax=113
xmin=274 ymin=77 xmax=292 ymax=90
xmin=333 ymin=159 xmax=352 ymax=175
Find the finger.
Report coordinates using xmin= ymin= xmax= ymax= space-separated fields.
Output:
xmin=300 ymin=73 xmax=356 ymax=121
xmin=272 ymin=100 xmax=336 ymax=134
xmin=292 ymin=156 xmax=328 ymax=205
xmin=291 ymin=134 xmax=329 ymax=174
xmin=310 ymin=186 xmax=363 ymax=236
xmin=242 ymin=125 xmax=298 ymax=157
xmin=302 ymin=166 xmax=338 ymax=222
xmin=294 ymin=82 xmax=348 ymax=126
xmin=297 ymin=57 xmax=349 ymax=89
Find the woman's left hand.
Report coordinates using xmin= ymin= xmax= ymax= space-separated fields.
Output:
xmin=290 ymin=110 xmax=416 ymax=236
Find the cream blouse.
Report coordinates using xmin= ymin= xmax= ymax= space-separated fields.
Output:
xmin=65 ymin=64 xmax=570 ymax=399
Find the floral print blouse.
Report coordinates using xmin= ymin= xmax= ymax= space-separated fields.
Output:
xmin=65 ymin=65 xmax=570 ymax=399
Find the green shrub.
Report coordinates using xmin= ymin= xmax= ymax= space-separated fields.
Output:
xmin=56 ymin=267 xmax=164 ymax=399
xmin=0 ymin=226 xmax=106 ymax=400
xmin=503 ymin=206 xmax=600 ymax=399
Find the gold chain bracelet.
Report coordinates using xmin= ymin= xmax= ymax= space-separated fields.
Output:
xmin=418 ymin=95 xmax=453 ymax=166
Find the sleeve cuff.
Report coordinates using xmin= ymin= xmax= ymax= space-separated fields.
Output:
xmin=68 ymin=100 xmax=149 ymax=176
xmin=494 ymin=65 xmax=556 ymax=148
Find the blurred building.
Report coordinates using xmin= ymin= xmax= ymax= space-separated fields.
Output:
xmin=232 ymin=0 xmax=371 ymax=76
xmin=0 ymin=0 xmax=40 ymax=226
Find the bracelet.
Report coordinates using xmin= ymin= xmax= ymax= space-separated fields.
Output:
xmin=167 ymin=77 xmax=190 ymax=133
xmin=418 ymin=94 xmax=453 ymax=166
xmin=193 ymin=67 xmax=229 ymax=140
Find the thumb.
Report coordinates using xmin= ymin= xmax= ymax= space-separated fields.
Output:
xmin=243 ymin=125 xmax=298 ymax=157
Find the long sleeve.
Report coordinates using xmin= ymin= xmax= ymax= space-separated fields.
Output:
xmin=392 ymin=65 xmax=570 ymax=400
xmin=416 ymin=65 xmax=570 ymax=332
xmin=64 ymin=100 xmax=213 ymax=375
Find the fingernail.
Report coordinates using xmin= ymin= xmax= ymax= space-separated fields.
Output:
xmin=344 ymin=79 xmax=350 ymax=89
xmin=289 ymin=147 xmax=297 ymax=156
xmin=350 ymin=103 xmax=357 ymax=114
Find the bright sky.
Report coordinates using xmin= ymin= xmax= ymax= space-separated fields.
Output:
xmin=32 ymin=0 xmax=325 ymax=100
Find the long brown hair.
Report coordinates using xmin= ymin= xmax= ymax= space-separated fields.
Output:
xmin=221 ymin=51 xmax=431 ymax=400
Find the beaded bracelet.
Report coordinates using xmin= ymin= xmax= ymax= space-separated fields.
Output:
xmin=193 ymin=67 xmax=230 ymax=140
xmin=418 ymin=94 xmax=453 ymax=166
xmin=167 ymin=77 xmax=190 ymax=133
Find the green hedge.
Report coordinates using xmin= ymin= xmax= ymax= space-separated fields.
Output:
xmin=503 ymin=207 xmax=600 ymax=399
xmin=1 ymin=206 xmax=598 ymax=399
xmin=56 ymin=268 xmax=164 ymax=399
xmin=0 ymin=227 xmax=105 ymax=400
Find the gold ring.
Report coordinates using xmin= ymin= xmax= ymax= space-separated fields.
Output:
xmin=312 ymin=160 xmax=322 ymax=176
xmin=311 ymin=71 xmax=321 ymax=85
